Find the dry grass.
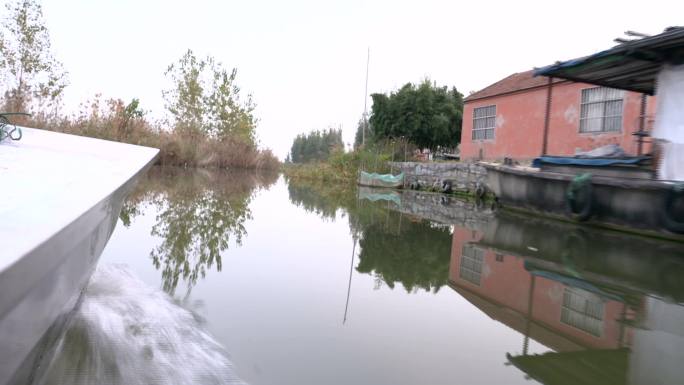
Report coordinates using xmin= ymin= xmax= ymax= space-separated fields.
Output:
xmin=9 ymin=97 xmax=280 ymax=170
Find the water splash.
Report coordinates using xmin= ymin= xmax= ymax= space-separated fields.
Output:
xmin=35 ymin=264 xmax=245 ymax=385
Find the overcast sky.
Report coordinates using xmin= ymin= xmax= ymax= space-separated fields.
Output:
xmin=27 ymin=0 xmax=683 ymax=157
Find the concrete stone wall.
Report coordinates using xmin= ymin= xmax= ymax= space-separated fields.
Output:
xmin=393 ymin=189 xmax=494 ymax=231
xmin=388 ymin=161 xmax=487 ymax=193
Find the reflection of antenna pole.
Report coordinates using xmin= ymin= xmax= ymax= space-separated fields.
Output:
xmin=522 ymin=274 xmax=536 ymax=355
xmin=362 ymin=47 xmax=370 ymax=146
xmin=343 ymin=236 xmax=357 ymax=325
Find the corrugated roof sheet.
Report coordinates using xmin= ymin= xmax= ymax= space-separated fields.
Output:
xmin=535 ymin=26 xmax=684 ymax=95
xmin=465 ymin=70 xmax=564 ymax=102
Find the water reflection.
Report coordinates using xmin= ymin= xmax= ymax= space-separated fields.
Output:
xmin=287 ymin=180 xmax=348 ymax=221
xmin=288 ymin=180 xmax=684 ymax=385
xmin=287 ymin=178 xmax=452 ymax=293
xmin=357 ymin=217 xmax=451 ymax=293
xmin=451 ymin=211 xmax=684 ymax=385
xmin=122 ymin=167 xmax=277 ymax=295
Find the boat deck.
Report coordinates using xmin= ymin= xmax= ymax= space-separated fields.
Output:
xmin=0 ymin=127 xmax=158 ymax=267
xmin=0 ymin=127 xmax=158 ymax=384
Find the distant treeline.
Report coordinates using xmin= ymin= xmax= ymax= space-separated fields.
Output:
xmin=287 ymin=128 xmax=343 ymax=163
xmin=0 ymin=0 xmax=278 ymax=170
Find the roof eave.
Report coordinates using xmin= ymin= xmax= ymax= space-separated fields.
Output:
xmin=464 ymin=79 xmax=569 ymax=103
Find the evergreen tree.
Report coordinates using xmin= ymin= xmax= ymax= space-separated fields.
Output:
xmin=289 ymin=128 xmax=344 ymax=163
xmin=369 ymin=79 xmax=463 ymax=150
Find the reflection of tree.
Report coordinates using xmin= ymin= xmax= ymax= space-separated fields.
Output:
xmin=286 ymin=177 xmax=452 ymax=293
xmin=286 ymin=177 xmax=354 ymax=221
xmin=356 ymin=216 xmax=452 ymax=293
xmin=122 ymin=167 xmax=277 ymax=295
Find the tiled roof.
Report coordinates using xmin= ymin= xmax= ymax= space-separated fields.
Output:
xmin=465 ymin=70 xmax=564 ymax=102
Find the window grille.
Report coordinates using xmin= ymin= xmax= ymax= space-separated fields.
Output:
xmin=460 ymin=245 xmax=484 ymax=285
xmin=580 ymin=87 xmax=624 ymax=133
xmin=472 ymin=105 xmax=496 ymax=140
xmin=560 ymin=287 xmax=604 ymax=336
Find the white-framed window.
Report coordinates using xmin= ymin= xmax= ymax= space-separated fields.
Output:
xmin=472 ymin=105 xmax=496 ymax=140
xmin=459 ymin=244 xmax=484 ymax=286
xmin=580 ymin=87 xmax=624 ymax=133
xmin=560 ymin=287 xmax=604 ymax=337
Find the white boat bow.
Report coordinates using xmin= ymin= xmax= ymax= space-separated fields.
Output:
xmin=0 ymin=127 xmax=158 ymax=384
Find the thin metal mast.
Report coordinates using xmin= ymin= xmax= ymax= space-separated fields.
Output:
xmin=362 ymin=47 xmax=370 ymax=146
xmin=343 ymin=236 xmax=356 ymax=325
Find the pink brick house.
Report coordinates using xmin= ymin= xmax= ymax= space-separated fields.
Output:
xmin=459 ymin=70 xmax=656 ymax=162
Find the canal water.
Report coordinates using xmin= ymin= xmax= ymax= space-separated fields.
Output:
xmin=37 ymin=167 xmax=684 ymax=385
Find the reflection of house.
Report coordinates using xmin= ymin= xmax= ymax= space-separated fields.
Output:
xmin=449 ymin=227 xmax=631 ymax=352
xmin=448 ymin=221 xmax=684 ymax=385
xmin=459 ymin=71 xmax=656 ymax=161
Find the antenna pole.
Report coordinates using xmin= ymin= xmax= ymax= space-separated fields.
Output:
xmin=363 ymin=47 xmax=370 ymax=146
xmin=343 ymin=236 xmax=357 ymax=325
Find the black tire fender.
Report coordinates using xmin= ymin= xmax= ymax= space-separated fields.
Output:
xmin=566 ymin=173 xmax=593 ymax=222
xmin=442 ymin=180 xmax=453 ymax=194
xmin=663 ymin=184 xmax=684 ymax=234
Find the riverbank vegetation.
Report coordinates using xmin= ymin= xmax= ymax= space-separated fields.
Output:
xmin=0 ymin=0 xmax=278 ymax=170
xmin=283 ymin=138 xmax=409 ymax=183
xmin=284 ymin=149 xmax=385 ymax=183
xmin=285 ymin=80 xmax=464 ymax=182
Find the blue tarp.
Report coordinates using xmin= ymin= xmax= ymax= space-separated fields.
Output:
xmin=526 ymin=268 xmax=624 ymax=302
xmin=532 ymin=156 xmax=648 ymax=168
xmin=534 ymin=50 xmax=616 ymax=77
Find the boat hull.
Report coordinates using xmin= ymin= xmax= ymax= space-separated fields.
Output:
xmin=4 ymin=171 xmax=145 ymax=384
xmin=483 ymin=163 xmax=682 ymax=238
xmin=0 ymin=128 xmax=158 ymax=384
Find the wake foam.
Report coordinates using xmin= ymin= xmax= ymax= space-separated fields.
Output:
xmin=36 ymin=264 xmax=245 ymax=385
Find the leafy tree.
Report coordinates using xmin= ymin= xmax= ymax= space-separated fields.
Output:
xmin=163 ymin=49 xmax=256 ymax=144
xmin=289 ymin=128 xmax=344 ymax=163
xmin=0 ymin=0 xmax=68 ymax=113
xmin=106 ymin=97 xmax=144 ymax=139
xmin=369 ymin=79 xmax=463 ymax=150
